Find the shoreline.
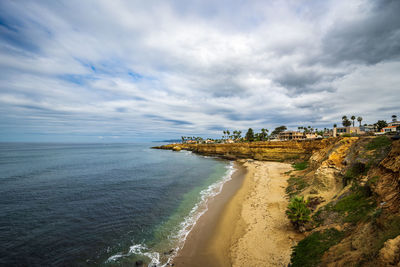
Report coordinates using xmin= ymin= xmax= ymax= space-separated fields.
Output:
xmin=172 ymin=162 xmax=247 ymax=266
xmin=172 ymin=160 xmax=303 ymax=267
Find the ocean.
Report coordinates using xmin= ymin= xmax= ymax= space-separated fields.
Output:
xmin=0 ymin=143 xmax=233 ymax=266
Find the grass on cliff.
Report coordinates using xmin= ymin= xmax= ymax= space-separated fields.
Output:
xmin=374 ymin=215 xmax=400 ymax=251
xmin=333 ymin=186 xmax=376 ymax=224
xmin=343 ymin=162 xmax=370 ymax=186
xmin=290 ymin=228 xmax=345 ymax=267
xmin=365 ymin=136 xmax=391 ymax=150
xmin=286 ymin=176 xmax=308 ymax=197
xmin=293 ymin=161 xmax=308 ymax=171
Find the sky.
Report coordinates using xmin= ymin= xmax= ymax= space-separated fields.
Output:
xmin=0 ymin=0 xmax=399 ymax=142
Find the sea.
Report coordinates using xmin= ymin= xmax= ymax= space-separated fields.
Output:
xmin=0 ymin=142 xmax=234 ymax=266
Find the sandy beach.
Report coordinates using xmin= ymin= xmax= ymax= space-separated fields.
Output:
xmin=173 ymin=160 xmax=303 ymax=266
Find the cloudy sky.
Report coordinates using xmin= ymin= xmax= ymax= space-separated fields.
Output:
xmin=0 ymin=0 xmax=399 ymax=142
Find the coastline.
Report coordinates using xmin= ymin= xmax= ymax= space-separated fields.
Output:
xmin=173 ymin=160 xmax=303 ymax=267
xmin=172 ymin=162 xmax=247 ymax=266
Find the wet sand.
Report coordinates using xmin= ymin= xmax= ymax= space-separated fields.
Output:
xmin=173 ymin=160 xmax=303 ymax=267
xmin=172 ymin=162 xmax=247 ymax=266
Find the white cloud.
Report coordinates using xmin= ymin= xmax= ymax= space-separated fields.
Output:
xmin=0 ymin=0 xmax=399 ymax=141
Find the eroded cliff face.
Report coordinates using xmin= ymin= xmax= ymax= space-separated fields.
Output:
xmin=287 ymin=137 xmax=400 ymax=267
xmin=153 ymin=139 xmax=338 ymax=161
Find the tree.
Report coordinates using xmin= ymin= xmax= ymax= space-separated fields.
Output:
xmin=226 ymin=130 xmax=230 ymax=138
xmin=271 ymin=125 xmax=287 ymax=136
xmin=234 ymin=130 xmax=242 ymax=140
xmin=245 ymin=128 xmax=254 ymax=142
xmin=392 ymin=115 xmax=397 ymax=122
xmin=351 ymin=116 xmax=356 ymax=127
xmin=286 ymin=196 xmax=311 ymax=230
xmin=357 ymin=117 xmax=363 ymax=126
xmin=260 ymin=128 xmax=269 ymax=141
xmin=342 ymin=116 xmax=351 ymax=127
xmin=333 ymin=124 xmax=337 ymax=128
xmin=376 ymin=120 xmax=388 ymax=131
xmin=342 ymin=119 xmax=351 ymax=127
xmin=181 ymin=136 xmax=185 ymax=143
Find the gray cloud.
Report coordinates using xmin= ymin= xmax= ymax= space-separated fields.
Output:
xmin=320 ymin=0 xmax=400 ymax=65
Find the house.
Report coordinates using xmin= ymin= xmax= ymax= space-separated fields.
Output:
xmin=225 ymin=139 xmax=235 ymax=144
xmin=333 ymin=126 xmax=364 ymax=137
xmin=360 ymin=125 xmax=377 ymax=132
xmin=388 ymin=120 xmax=400 ymax=127
xmin=323 ymin=130 xmax=333 ymax=138
xmin=305 ymin=133 xmax=319 ymax=139
xmin=278 ymin=131 xmax=305 ymax=141
xmin=205 ymin=139 xmax=214 ymax=144
xmin=381 ymin=126 xmax=398 ymax=133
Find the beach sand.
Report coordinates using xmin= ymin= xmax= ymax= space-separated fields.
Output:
xmin=173 ymin=160 xmax=303 ymax=267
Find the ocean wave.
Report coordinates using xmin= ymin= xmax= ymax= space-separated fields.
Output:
xmin=106 ymin=162 xmax=236 ymax=267
xmin=106 ymin=244 xmax=163 ymax=266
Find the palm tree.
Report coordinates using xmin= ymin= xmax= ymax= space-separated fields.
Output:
xmin=392 ymin=115 xmax=397 ymax=122
xmin=342 ymin=119 xmax=351 ymax=127
xmin=351 ymin=116 xmax=356 ymax=127
xmin=357 ymin=117 xmax=363 ymax=126
xmin=342 ymin=116 xmax=351 ymax=127
xmin=333 ymin=124 xmax=337 ymax=128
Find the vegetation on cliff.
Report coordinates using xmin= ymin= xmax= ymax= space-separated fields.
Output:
xmin=286 ymin=136 xmax=400 ymax=266
xmin=286 ymin=196 xmax=311 ymax=230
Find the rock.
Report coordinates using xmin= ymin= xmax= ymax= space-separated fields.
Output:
xmin=309 ymin=189 xmax=319 ymax=194
xmin=172 ymin=146 xmax=181 ymax=151
xmin=164 ymin=249 xmax=174 ymax=255
xmin=298 ymin=226 xmax=306 ymax=233
xmin=378 ymin=235 xmax=400 ymax=265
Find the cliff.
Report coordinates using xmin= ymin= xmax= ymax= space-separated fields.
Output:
xmin=287 ymin=136 xmax=400 ymax=267
xmin=152 ymin=139 xmax=338 ymax=161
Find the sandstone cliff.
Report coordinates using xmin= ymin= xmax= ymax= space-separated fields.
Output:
xmin=287 ymin=137 xmax=400 ymax=267
xmin=153 ymin=139 xmax=338 ymax=161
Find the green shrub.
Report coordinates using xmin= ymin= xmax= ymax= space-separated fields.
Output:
xmin=333 ymin=188 xmax=375 ymax=224
xmin=290 ymin=228 xmax=345 ymax=267
xmin=286 ymin=196 xmax=311 ymax=228
xmin=365 ymin=136 xmax=391 ymax=150
xmin=343 ymin=162 xmax=369 ymax=186
xmin=293 ymin=161 xmax=308 ymax=170
xmin=286 ymin=176 xmax=309 ymax=197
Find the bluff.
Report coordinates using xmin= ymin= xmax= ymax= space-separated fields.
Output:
xmin=286 ymin=136 xmax=400 ymax=266
xmin=152 ymin=139 xmax=338 ymax=161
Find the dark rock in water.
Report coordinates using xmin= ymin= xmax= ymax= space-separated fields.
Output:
xmin=135 ymin=260 xmax=144 ymax=267
xmin=164 ymin=249 xmax=175 ymax=255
